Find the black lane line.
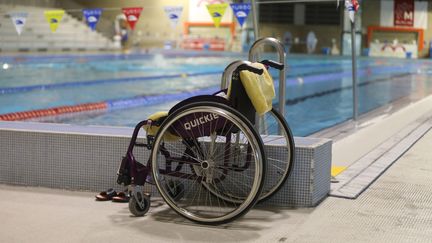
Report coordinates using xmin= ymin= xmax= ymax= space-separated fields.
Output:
xmin=282 ymin=73 xmax=411 ymax=106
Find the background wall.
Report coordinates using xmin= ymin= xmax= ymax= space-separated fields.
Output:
xmin=361 ymin=0 xmax=381 ymax=37
xmin=260 ymin=24 xmax=341 ymax=54
xmin=258 ymin=3 xmax=343 ymax=55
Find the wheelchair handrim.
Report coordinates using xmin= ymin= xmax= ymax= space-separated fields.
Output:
xmin=151 ymin=105 xmax=264 ymax=224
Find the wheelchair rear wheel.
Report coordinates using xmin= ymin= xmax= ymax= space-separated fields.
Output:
xmin=151 ymin=102 xmax=266 ymax=225
xmin=257 ymin=108 xmax=295 ymax=202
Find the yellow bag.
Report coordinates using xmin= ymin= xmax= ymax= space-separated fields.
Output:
xmin=238 ymin=62 xmax=275 ymax=115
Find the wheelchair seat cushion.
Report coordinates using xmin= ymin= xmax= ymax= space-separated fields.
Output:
xmin=144 ymin=111 xmax=168 ymax=136
xmin=143 ymin=111 xmax=179 ymax=140
xmin=229 ymin=62 xmax=275 ymax=115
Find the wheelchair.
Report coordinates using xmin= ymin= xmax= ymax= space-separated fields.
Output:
xmin=116 ymin=59 xmax=295 ymax=225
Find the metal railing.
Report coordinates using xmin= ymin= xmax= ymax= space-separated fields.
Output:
xmin=249 ymin=37 xmax=287 ymax=117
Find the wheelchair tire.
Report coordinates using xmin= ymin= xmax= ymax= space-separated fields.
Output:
xmin=257 ymin=108 xmax=295 ymax=202
xmin=151 ymin=101 xmax=266 ymax=225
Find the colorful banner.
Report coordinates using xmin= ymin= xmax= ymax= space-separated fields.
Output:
xmin=44 ymin=10 xmax=64 ymax=33
xmin=83 ymin=8 xmax=102 ymax=31
xmin=394 ymin=0 xmax=414 ymax=27
xmin=230 ymin=3 xmax=251 ymax=27
xmin=9 ymin=12 xmax=28 ymax=35
xmin=122 ymin=7 xmax=143 ymax=30
xmin=345 ymin=0 xmax=360 ymax=23
xmin=206 ymin=3 xmax=228 ymax=28
xmin=164 ymin=6 xmax=183 ymax=28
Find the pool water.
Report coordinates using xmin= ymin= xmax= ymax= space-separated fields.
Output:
xmin=1 ymin=51 xmax=432 ymax=136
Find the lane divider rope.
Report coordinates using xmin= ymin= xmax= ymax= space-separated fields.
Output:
xmin=0 ymin=87 xmax=218 ymax=121
xmin=0 ymin=102 xmax=107 ymax=121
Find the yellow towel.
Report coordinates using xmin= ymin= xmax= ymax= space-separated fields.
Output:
xmin=238 ymin=62 xmax=275 ymax=115
xmin=143 ymin=111 xmax=178 ymax=140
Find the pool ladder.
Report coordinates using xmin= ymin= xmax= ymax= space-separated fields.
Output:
xmin=249 ymin=37 xmax=286 ymax=116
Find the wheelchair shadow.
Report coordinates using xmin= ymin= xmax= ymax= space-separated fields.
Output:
xmin=105 ymin=198 xmax=314 ymax=242
xmin=107 ymin=197 xmax=304 ymax=242
xmin=150 ymin=204 xmax=298 ymax=228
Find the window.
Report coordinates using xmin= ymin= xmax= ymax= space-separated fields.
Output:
xmin=259 ymin=3 xmax=294 ymax=24
xmin=305 ymin=3 xmax=341 ymax=25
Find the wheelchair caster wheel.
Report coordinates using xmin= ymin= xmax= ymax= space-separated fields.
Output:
xmin=166 ymin=180 xmax=184 ymax=201
xmin=129 ymin=192 xmax=150 ymax=217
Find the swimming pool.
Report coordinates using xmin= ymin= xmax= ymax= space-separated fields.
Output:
xmin=1 ymin=51 xmax=432 ymax=136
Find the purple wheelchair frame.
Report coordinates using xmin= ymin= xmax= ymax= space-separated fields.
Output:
xmin=116 ymin=94 xmax=255 ymax=189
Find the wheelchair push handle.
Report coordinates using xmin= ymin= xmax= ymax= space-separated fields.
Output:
xmin=237 ymin=63 xmax=264 ymax=75
xmin=260 ymin=60 xmax=284 ymax=70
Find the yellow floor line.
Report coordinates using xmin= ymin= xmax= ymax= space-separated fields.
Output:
xmin=331 ymin=166 xmax=347 ymax=177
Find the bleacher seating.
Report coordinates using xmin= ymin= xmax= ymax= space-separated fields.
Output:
xmin=0 ymin=4 xmax=119 ymax=52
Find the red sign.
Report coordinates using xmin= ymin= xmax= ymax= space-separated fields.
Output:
xmin=122 ymin=7 xmax=143 ymax=30
xmin=394 ymin=0 xmax=414 ymax=27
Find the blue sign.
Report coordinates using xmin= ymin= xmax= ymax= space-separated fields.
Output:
xmin=83 ymin=8 xmax=102 ymax=31
xmin=230 ymin=3 xmax=251 ymax=27
xmin=164 ymin=6 xmax=183 ymax=29
xmin=10 ymin=12 xmax=28 ymax=35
